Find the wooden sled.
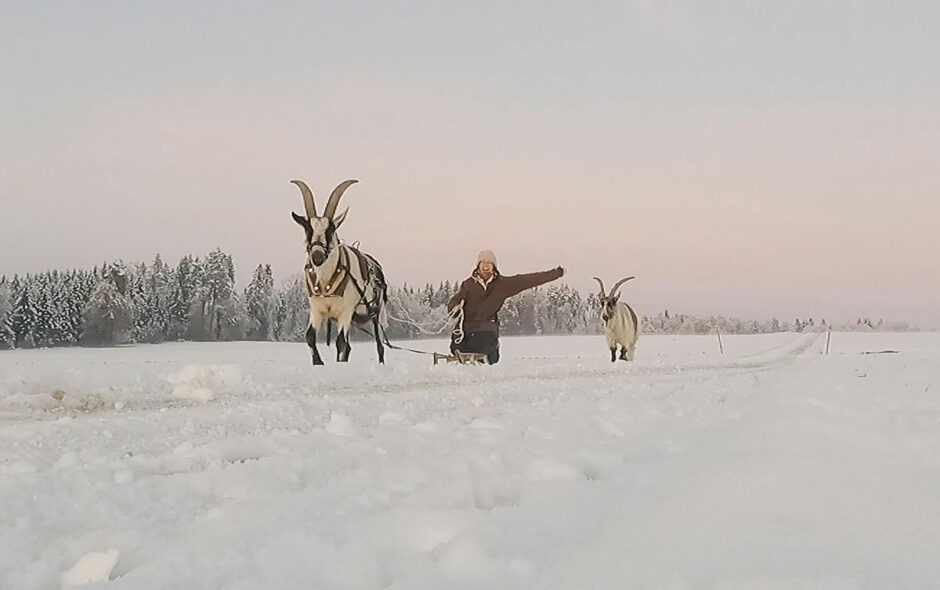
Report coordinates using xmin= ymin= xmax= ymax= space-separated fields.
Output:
xmin=432 ymin=351 xmax=487 ymax=365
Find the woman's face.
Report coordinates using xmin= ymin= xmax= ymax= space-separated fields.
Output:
xmin=477 ymin=260 xmax=494 ymax=278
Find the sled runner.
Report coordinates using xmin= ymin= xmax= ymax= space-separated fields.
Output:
xmin=432 ymin=351 xmax=487 ymax=365
xmin=352 ymin=324 xmax=485 ymax=365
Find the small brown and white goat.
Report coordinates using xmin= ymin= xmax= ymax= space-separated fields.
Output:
xmin=593 ymin=276 xmax=639 ymax=362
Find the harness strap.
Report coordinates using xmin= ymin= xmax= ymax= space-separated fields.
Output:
xmin=353 ymin=324 xmax=438 ymax=356
xmin=344 ymin=247 xmax=386 ymax=322
xmin=306 ymin=247 xmax=351 ymax=298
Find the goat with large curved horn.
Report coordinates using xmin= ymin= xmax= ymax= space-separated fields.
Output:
xmin=609 ymin=276 xmax=636 ymax=299
xmin=593 ymin=275 xmax=640 ymax=362
xmin=290 ymin=177 xmax=390 ymax=367
xmin=324 ymin=179 xmax=358 ymax=220
xmin=291 ymin=180 xmax=318 ymax=219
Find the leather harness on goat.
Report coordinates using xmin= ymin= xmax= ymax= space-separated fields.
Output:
xmin=305 ymin=245 xmax=382 ymax=322
xmin=305 ymin=246 xmax=352 ymax=298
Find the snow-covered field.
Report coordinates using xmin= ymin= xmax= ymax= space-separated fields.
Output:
xmin=1 ymin=332 xmax=938 ymax=589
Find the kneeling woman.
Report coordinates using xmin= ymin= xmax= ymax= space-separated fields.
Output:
xmin=447 ymin=250 xmax=564 ymax=364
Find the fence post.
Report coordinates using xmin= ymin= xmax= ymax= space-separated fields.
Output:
xmin=716 ymin=327 xmax=724 ymax=354
xmin=826 ymin=327 xmax=831 ymax=355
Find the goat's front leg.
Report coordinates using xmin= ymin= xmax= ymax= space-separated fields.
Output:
xmin=336 ymin=330 xmax=352 ymax=362
xmin=305 ymin=325 xmax=324 ymax=366
xmin=610 ymin=347 xmax=617 ymax=363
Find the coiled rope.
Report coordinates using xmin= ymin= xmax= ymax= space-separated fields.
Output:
xmin=386 ymin=296 xmax=465 ymax=343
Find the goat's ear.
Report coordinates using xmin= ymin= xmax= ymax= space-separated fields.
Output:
xmin=613 ymin=293 xmax=621 ymax=302
xmin=292 ymin=212 xmax=313 ymax=243
xmin=333 ymin=207 xmax=349 ymax=229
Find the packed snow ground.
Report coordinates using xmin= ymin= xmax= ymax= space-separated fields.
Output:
xmin=1 ymin=332 xmax=938 ymax=589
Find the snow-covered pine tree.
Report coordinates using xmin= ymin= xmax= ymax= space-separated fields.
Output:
xmin=274 ymin=276 xmax=308 ymax=342
xmin=187 ymin=257 xmax=214 ymax=341
xmin=501 ymin=288 xmax=541 ymax=336
xmin=80 ymin=279 xmax=135 ymax=346
xmin=584 ymin=294 xmax=603 ymax=332
xmin=148 ymin=254 xmax=173 ymax=342
xmin=29 ymin=273 xmax=53 ymax=347
xmin=497 ymin=291 xmax=521 ymax=335
xmin=219 ymin=252 xmax=246 ymax=341
xmin=64 ymin=270 xmax=86 ymax=344
xmin=130 ymin=256 xmax=172 ymax=343
xmin=543 ymin=284 xmax=587 ymax=334
xmin=128 ymin=262 xmax=150 ymax=343
xmin=531 ymin=287 xmax=552 ymax=335
xmin=109 ymin=261 xmax=130 ymax=295
xmin=12 ymin=275 xmax=40 ymax=348
xmin=189 ymin=249 xmax=244 ymax=341
xmin=431 ymin=282 xmax=450 ymax=307
xmin=61 ymin=271 xmax=82 ymax=344
xmin=0 ymin=278 xmax=14 ymax=349
xmin=168 ymin=255 xmax=199 ymax=340
xmin=70 ymin=268 xmax=98 ymax=341
xmin=44 ymin=270 xmax=74 ymax=346
xmin=244 ymin=264 xmax=275 ymax=341
xmin=438 ymin=281 xmax=452 ymax=307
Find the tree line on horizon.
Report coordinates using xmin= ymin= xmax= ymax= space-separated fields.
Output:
xmin=0 ymin=250 xmax=914 ymax=350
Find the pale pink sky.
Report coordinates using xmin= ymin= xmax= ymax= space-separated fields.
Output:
xmin=2 ymin=2 xmax=938 ymax=327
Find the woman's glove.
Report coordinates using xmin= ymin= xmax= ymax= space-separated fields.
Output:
xmin=555 ymin=266 xmax=566 ymax=277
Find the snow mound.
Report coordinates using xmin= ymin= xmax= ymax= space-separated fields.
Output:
xmin=326 ymin=411 xmax=356 ymax=436
xmin=378 ymin=411 xmax=407 ymax=425
xmin=434 ymin=533 xmax=501 ymax=579
xmin=168 ymin=364 xmax=243 ymax=402
xmin=524 ymin=458 xmax=584 ymax=481
xmin=60 ymin=549 xmax=119 ymax=587
xmin=0 ymin=389 xmax=111 ymax=416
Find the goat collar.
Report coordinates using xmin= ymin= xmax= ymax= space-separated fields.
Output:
xmin=305 ymin=247 xmax=351 ymax=298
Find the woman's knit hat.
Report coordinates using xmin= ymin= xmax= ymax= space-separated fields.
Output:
xmin=477 ymin=249 xmax=498 ymax=267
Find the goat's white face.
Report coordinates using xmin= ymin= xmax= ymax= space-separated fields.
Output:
xmin=289 ymin=179 xmax=355 ymax=268
xmin=600 ymin=295 xmax=619 ymax=322
xmin=305 ymin=216 xmax=338 ymax=267
xmin=593 ymin=276 xmax=635 ymax=322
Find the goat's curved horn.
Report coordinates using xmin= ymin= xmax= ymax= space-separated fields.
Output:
xmin=290 ymin=180 xmax=317 ymax=218
xmin=610 ymin=276 xmax=636 ymax=298
xmin=324 ymin=179 xmax=358 ymax=220
xmin=592 ymin=277 xmax=607 ymax=298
